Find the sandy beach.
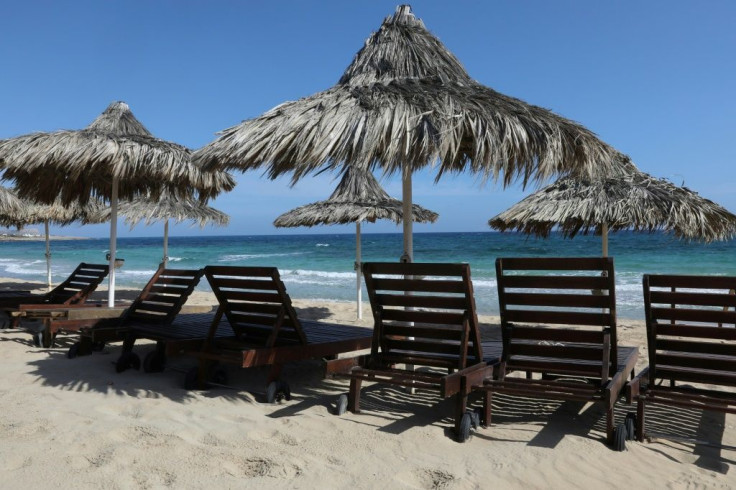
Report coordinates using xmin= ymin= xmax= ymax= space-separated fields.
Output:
xmin=1 ymin=277 xmax=735 ymax=488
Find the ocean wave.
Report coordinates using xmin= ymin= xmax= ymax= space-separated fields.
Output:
xmin=218 ymin=252 xmax=307 ymax=262
xmin=117 ymin=269 xmax=159 ymax=277
xmin=316 ymin=244 xmax=330 ymax=247
xmin=168 ymin=257 xmax=183 ymax=262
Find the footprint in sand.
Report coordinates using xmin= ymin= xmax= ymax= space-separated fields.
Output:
xmin=418 ymin=469 xmax=456 ymax=490
xmin=2 ymin=455 xmax=32 ymax=471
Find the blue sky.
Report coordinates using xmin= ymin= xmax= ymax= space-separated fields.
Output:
xmin=1 ymin=1 xmax=734 ymax=238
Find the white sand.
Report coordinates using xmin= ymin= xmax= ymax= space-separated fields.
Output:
xmin=1 ymin=279 xmax=735 ymax=488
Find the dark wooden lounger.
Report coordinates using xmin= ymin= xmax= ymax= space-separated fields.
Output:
xmin=183 ymin=266 xmax=373 ymax=402
xmin=460 ymin=257 xmax=638 ymax=449
xmin=340 ymin=262 xmax=495 ymax=437
xmin=2 ymin=262 xmax=109 ymax=346
xmin=626 ymin=274 xmax=736 ymax=448
xmin=67 ymin=267 xmax=204 ymax=363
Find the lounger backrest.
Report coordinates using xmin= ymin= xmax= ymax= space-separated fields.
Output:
xmin=362 ymin=262 xmax=483 ymax=371
xmin=496 ymin=257 xmax=617 ymax=381
xmin=123 ymin=268 xmax=204 ymax=325
xmin=44 ymin=263 xmax=109 ymax=305
xmin=643 ymin=274 xmax=736 ymax=387
xmin=203 ymin=266 xmax=307 ymax=347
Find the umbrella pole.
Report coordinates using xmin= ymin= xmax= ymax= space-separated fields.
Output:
xmin=44 ymin=219 xmax=51 ymax=291
xmin=356 ymin=221 xmax=362 ymax=320
xmin=162 ymin=219 xmax=169 ymax=268
xmin=602 ymin=223 xmax=609 ymax=257
xmin=107 ymin=177 xmax=119 ymax=307
xmin=401 ymin=162 xmax=413 ymax=263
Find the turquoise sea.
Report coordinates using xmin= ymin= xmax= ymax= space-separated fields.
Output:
xmin=0 ymin=231 xmax=734 ymax=320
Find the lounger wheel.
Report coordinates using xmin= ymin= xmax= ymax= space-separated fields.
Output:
xmin=143 ymin=350 xmax=167 ymax=373
xmin=335 ymin=394 xmax=348 ymax=415
xmin=265 ymin=381 xmax=291 ymax=404
xmin=612 ymin=423 xmax=627 ymax=451
xmin=457 ymin=412 xmax=474 ymax=443
xmin=67 ymin=342 xmax=80 ymax=359
xmin=624 ymin=413 xmax=637 ymax=441
xmin=115 ymin=352 xmax=141 ymax=373
xmin=32 ymin=332 xmax=42 ymax=348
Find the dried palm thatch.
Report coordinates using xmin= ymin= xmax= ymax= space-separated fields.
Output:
xmin=86 ymin=194 xmax=229 ymax=228
xmin=0 ymin=187 xmax=25 ymax=227
xmin=489 ymin=154 xmax=736 ymax=243
xmin=273 ymin=167 xmax=437 ymax=227
xmin=195 ymin=5 xmax=616 ymax=185
xmin=19 ymin=198 xmax=107 ymax=227
xmin=0 ymin=101 xmax=235 ymax=205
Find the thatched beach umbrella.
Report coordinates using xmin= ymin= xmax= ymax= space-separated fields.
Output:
xmin=86 ymin=193 xmax=230 ymax=267
xmin=0 ymin=101 xmax=234 ymax=305
xmin=195 ymin=5 xmax=617 ymax=262
xmin=489 ymin=154 xmax=736 ymax=254
xmin=0 ymin=187 xmax=25 ymax=227
xmin=274 ymin=166 xmax=438 ymax=318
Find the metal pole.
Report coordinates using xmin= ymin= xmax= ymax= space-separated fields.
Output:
xmin=356 ymin=221 xmax=362 ymax=320
xmin=44 ymin=219 xmax=51 ymax=291
xmin=401 ymin=162 xmax=413 ymax=263
xmin=107 ymin=177 xmax=119 ymax=307
xmin=162 ymin=219 xmax=169 ymax=268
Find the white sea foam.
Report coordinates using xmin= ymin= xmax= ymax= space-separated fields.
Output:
xmin=168 ymin=257 xmax=183 ymax=262
xmin=117 ymin=269 xmax=159 ymax=277
xmin=218 ymin=252 xmax=306 ymax=262
xmin=316 ymin=244 xmax=330 ymax=247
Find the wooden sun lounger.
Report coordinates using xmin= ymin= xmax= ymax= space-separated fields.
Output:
xmin=1 ymin=262 xmax=109 ymax=346
xmin=66 ymin=267 xmax=204 ymax=363
xmin=626 ymin=274 xmax=736 ymax=448
xmin=338 ymin=262 xmax=495 ymax=437
xmin=182 ymin=266 xmax=373 ymax=403
xmin=459 ymin=257 xmax=638 ymax=449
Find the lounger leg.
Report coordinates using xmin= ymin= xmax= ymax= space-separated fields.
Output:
xmin=606 ymin=406 xmax=614 ymax=444
xmin=483 ymin=390 xmax=492 ymax=427
xmin=267 ymin=364 xmax=283 ymax=384
xmin=348 ymin=377 xmax=362 ymax=413
xmin=121 ymin=332 xmax=136 ymax=353
xmin=636 ymin=399 xmax=645 ymax=442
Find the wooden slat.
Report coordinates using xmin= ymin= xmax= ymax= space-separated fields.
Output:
xmin=502 ymin=275 xmax=610 ymax=290
xmin=371 ymin=277 xmax=465 ymax=294
xmin=383 ymin=324 xmax=463 ymax=341
xmin=657 ymin=353 xmax=736 ymax=372
xmin=154 ymin=277 xmax=199 ymax=286
xmin=656 ymin=338 xmax=736 ymax=357
xmin=375 ymin=293 xmax=467 ymax=310
xmin=508 ymin=342 xmax=604 ymax=361
xmin=149 ymin=285 xmax=193 ymax=296
xmin=498 ymin=257 xmax=612 ymax=271
xmin=221 ymin=291 xmax=282 ymax=304
xmin=649 ymin=291 xmax=736 ymax=308
xmin=655 ymin=367 xmax=736 ymax=388
xmin=647 ymin=274 xmax=736 ymax=290
xmin=655 ymin=324 xmax=736 ymax=340
xmin=210 ymin=277 xmax=277 ymax=291
xmin=505 ymin=309 xmax=611 ymax=326
xmin=142 ymin=294 xmax=179 ymax=305
xmin=364 ymin=262 xmax=468 ymax=277
xmin=510 ymin=326 xmax=605 ymax=343
xmin=380 ymin=308 xmax=465 ymax=326
xmin=504 ymin=292 xmax=611 ymax=308
xmin=651 ymin=306 xmax=736 ymax=325
xmin=507 ymin=359 xmax=604 ymax=377
xmin=384 ymin=338 xmax=462 ymax=356
xmin=134 ymin=302 xmax=176 ymax=314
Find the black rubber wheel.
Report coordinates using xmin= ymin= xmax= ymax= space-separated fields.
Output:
xmin=184 ymin=366 xmax=201 ymax=390
xmin=115 ymin=351 xmax=141 ymax=373
xmin=612 ymin=423 xmax=627 ymax=451
xmin=470 ymin=410 xmax=481 ymax=429
xmin=91 ymin=341 xmax=106 ymax=352
xmin=336 ymin=394 xmax=348 ymax=416
xmin=67 ymin=342 xmax=80 ymax=359
xmin=457 ymin=412 xmax=472 ymax=443
xmin=32 ymin=332 xmax=42 ymax=348
xmin=143 ymin=351 xmax=166 ymax=373
xmin=625 ymin=413 xmax=637 ymax=441
xmin=265 ymin=381 xmax=279 ymax=404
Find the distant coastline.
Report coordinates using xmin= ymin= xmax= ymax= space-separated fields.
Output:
xmin=0 ymin=235 xmax=88 ymax=242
